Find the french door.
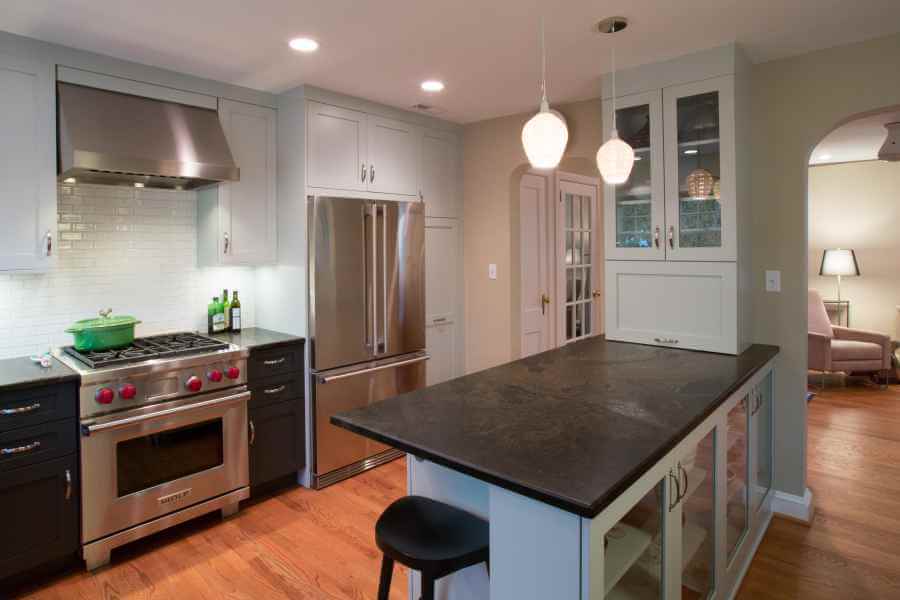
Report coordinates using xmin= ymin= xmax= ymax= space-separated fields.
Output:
xmin=556 ymin=175 xmax=600 ymax=345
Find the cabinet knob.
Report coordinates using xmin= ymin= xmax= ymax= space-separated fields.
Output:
xmin=667 ymin=226 xmax=675 ymax=249
xmin=223 ymin=232 xmax=230 ymax=255
xmin=45 ymin=230 xmax=53 ymax=256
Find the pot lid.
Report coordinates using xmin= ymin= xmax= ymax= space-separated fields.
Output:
xmin=66 ymin=314 xmax=141 ymax=333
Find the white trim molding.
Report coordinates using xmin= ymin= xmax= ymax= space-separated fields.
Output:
xmin=772 ymin=487 xmax=814 ymax=524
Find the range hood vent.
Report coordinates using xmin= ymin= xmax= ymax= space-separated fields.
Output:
xmin=879 ymin=122 xmax=900 ymax=162
xmin=57 ymin=82 xmax=239 ymax=189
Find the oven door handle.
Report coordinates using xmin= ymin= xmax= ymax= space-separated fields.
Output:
xmin=81 ymin=390 xmax=250 ymax=436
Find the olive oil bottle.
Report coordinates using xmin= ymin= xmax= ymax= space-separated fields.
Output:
xmin=229 ymin=291 xmax=242 ymax=332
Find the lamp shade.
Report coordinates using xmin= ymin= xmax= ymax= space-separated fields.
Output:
xmin=819 ymin=248 xmax=860 ymax=277
xmin=522 ymin=101 xmax=569 ymax=170
xmin=596 ymin=129 xmax=635 ymax=184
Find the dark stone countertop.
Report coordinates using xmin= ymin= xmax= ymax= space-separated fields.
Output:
xmin=333 ymin=337 xmax=779 ymax=518
xmin=0 ymin=356 xmax=80 ymax=393
xmin=211 ymin=327 xmax=304 ymax=351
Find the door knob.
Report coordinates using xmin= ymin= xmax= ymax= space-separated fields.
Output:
xmin=591 ymin=290 xmax=602 ymax=298
xmin=540 ymin=294 xmax=550 ymax=315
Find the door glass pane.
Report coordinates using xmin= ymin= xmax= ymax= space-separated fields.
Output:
xmin=566 ymin=305 xmax=574 ymax=339
xmin=584 ymin=303 xmax=592 ymax=335
xmin=726 ymin=398 xmax=749 ymax=562
xmin=615 ymin=104 xmax=653 ymax=249
xmin=681 ymin=427 xmax=716 ymax=599
xmin=117 ymin=419 xmax=224 ymax=497
xmin=566 ymin=231 xmax=574 ymax=265
xmin=566 ymin=268 xmax=574 ymax=303
xmin=574 ymin=268 xmax=583 ymax=301
xmin=604 ymin=480 xmax=664 ymax=598
xmin=573 ymin=195 xmax=582 ymax=229
xmin=584 ymin=268 xmax=591 ymax=300
xmin=575 ymin=303 xmax=583 ymax=338
xmin=677 ymin=92 xmax=721 ymax=249
xmin=752 ymin=374 xmax=773 ymax=514
xmin=584 ymin=231 xmax=592 ymax=265
xmin=565 ymin=194 xmax=573 ymax=227
xmin=574 ymin=231 xmax=582 ymax=265
xmin=582 ymin=197 xmax=591 ymax=232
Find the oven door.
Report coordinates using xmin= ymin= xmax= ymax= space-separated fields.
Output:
xmin=80 ymin=388 xmax=250 ymax=544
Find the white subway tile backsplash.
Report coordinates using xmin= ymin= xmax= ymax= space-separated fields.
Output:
xmin=0 ymin=183 xmax=256 ymax=359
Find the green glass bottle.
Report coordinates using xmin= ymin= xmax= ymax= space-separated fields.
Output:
xmin=222 ymin=289 xmax=231 ymax=331
xmin=207 ymin=296 xmax=220 ymax=334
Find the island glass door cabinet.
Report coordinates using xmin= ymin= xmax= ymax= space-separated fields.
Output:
xmin=587 ymin=362 xmax=774 ymax=600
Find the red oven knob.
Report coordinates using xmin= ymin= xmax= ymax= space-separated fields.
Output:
xmin=225 ymin=366 xmax=240 ymax=380
xmin=95 ymin=387 xmax=115 ymax=404
xmin=119 ymin=383 xmax=137 ymax=400
xmin=186 ymin=376 xmax=203 ymax=392
xmin=207 ymin=369 xmax=223 ymax=383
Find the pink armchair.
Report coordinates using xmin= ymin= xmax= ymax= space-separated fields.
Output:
xmin=808 ymin=288 xmax=891 ymax=385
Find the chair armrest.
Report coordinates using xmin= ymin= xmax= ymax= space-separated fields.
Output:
xmin=833 ymin=326 xmax=892 ymax=369
xmin=808 ymin=332 xmax=832 ymax=371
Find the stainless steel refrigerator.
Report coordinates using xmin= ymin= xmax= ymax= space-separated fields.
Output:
xmin=306 ymin=195 xmax=428 ymax=489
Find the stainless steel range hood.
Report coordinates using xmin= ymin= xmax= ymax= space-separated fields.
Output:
xmin=58 ymin=82 xmax=239 ymax=189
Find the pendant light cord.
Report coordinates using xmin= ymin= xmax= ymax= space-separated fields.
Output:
xmin=611 ymin=26 xmax=617 ymax=132
xmin=540 ymin=16 xmax=547 ymax=104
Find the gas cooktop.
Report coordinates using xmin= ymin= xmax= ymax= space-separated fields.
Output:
xmin=62 ymin=332 xmax=230 ymax=369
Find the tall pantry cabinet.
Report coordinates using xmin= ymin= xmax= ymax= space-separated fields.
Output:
xmin=602 ymin=45 xmax=752 ymax=355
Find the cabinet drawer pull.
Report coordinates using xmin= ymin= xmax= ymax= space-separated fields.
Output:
xmin=679 ymin=463 xmax=689 ymax=504
xmin=223 ymin=232 xmax=230 ymax=255
xmin=370 ymin=164 xmax=375 ymax=183
xmin=667 ymin=226 xmax=675 ymax=249
xmin=432 ymin=317 xmax=448 ymax=324
xmin=653 ymin=337 xmax=679 ymax=345
xmin=64 ymin=469 xmax=72 ymax=501
xmin=653 ymin=227 xmax=660 ymax=249
xmin=1 ymin=440 xmax=41 ymax=455
xmin=249 ymin=419 xmax=256 ymax=446
xmin=1 ymin=402 xmax=41 ymax=416
xmin=46 ymin=231 xmax=53 ymax=256
xmin=667 ymin=469 xmax=681 ymax=512
xmin=263 ymin=357 xmax=286 ymax=366
xmin=361 ymin=163 xmax=367 ymax=182
xmin=263 ymin=385 xmax=286 ymax=395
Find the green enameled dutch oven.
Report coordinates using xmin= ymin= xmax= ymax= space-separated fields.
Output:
xmin=65 ymin=311 xmax=142 ymax=351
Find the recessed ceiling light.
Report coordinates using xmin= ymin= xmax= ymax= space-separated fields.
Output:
xmin=817 ymin=153 xmax=832 ymax=161
xmin=683 ymin=149 xmax=699 ymax=155
xmin=420 ymin=80 xmax=445 ymax=93
xmin=134 ymin=182 xmax=145 ymax=188
xmin=634 ymin=156 xmax=643 ymax=161
xmin=63 ymin=177 xmax=76 ymax=184
xmin=289 ymin=37 xmax=319 ymax=53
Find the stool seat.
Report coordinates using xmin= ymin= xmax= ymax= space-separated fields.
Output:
xmin=375 ymin=495 xmax=489 ymax=600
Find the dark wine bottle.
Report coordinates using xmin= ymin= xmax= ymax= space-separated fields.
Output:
xmin=230 ymin=291 xmax=242 ymax=332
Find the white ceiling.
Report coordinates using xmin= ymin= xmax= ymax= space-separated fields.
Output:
xmin=3 ymin=0 xmax=900 ymax=123
xmin=811 ymin=110 xmax=900 ymax=165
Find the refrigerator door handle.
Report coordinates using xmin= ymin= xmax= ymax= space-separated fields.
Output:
xmin=381 ymin=204 xmax=389 ymax=355
xmin=371 ymin=203 xmax=379 ymax=355
xmin=318 ymin=354 xmax=430 ymax=384
xmin=363 ymin=204 xmax=372 ymax=351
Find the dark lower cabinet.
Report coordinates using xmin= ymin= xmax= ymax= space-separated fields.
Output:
xmin=249 ymin=400 xmax=304 ymax=487
xmin=0 ymin=454 xmax=79 ymax=580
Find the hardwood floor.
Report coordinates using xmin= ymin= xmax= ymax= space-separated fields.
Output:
xmin=10 ymin=382 xmax=900 ymax=599
xmin=737 ymin=381 xmax=900 ymax=599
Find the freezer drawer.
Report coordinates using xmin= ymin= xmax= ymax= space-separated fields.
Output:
xmin=313 ymin=353 xmax=427 ymax=477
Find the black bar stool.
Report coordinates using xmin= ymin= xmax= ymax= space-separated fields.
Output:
xmin=375 ymin=495 xmax=489 ymax=600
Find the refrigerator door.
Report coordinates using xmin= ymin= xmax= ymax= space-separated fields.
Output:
xmin=377 ymin=200 xmax=426 ymax=358
xmin=313 ymin=352 xmax=428 ymax=480
xmin=309 ymin=196 xmax=373 ymax=371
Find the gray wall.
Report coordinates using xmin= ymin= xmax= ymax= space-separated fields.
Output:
xmin=750 ymin=32 xmax=900 ymax=497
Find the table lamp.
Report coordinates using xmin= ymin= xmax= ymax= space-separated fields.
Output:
xmin=819 ymin=248 xmax=859 ymax=302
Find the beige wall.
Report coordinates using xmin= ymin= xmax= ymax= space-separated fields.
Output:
xmin=462 ymin=98 xmax=604 ymax=373
xmin=461 ymin=32 xmax=900 ymax=499
xmin=751 ymin=33 xmax=900 ymax=497
xmin=808 ymin=161 xmax=900 ymax=337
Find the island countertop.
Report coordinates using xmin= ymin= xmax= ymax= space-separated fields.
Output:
xmin=332 ymin=337 xmax=778 ymax=518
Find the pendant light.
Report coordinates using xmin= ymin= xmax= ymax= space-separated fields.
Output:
xmin=596 ymin=17 xmax=635 ymax=184
xmin=521 ymin=17 xmax=568 ymax=169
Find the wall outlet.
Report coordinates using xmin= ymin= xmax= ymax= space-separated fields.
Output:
xmin=488 ymin=263 xmax=497 ymax=280
xmin=765 ymin=270 xmax=781 ymax=292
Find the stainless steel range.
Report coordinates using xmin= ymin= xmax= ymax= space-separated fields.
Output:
xmin=55 ymin=332 xmax=250 ymax=571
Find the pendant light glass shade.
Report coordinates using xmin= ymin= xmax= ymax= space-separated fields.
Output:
xmin=596 ymin=129 xmax=635 ymax=184
xmin=686 ymin=168 xmax=715 ymax=199
xmin=522 ymin=18 xmax=568 ymax=170
xmin=522 ymin=99 xmax=569 ymax=169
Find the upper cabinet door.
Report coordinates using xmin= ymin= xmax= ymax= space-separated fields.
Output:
xmin=218 ymin=99 xmax=277 ymax=265
xmin=366 ymin=115 xmax=419 ymax=196
xmin=0 ymin=55 xmax=55 ymax=271
xmin=663 ymin=75 xmax=736 ymax=261
xmin=421 ymin=129 xmax=459 ymax=217
xmin=307 ymin=101 xmax=368 ymax=192
xmin=603 ymin=90 xmax=665 ymax=261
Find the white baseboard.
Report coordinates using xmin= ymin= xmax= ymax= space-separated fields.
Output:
xmin=771 ymin=488 xmax=814 ymax=523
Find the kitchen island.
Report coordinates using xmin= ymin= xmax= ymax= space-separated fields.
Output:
xmin=333 ymin=337 xmax=778 ymax=600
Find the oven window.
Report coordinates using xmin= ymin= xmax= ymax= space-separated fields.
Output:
xmin=117 ymin=418 xmax=224 ymax=497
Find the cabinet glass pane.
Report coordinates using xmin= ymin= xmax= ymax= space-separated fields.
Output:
xmin=752 ymin=374 xmax=773 ymax=514
xmin=681 ymin=428 xmax=716 ymax=599
xmin=676 ymin=92 xmax=721 ymax=249
xmin=615 ymin=104 xmax=654 ymax=249
xmin=726 ymin=398 xmax=749 ymax=562
xmin=604 ymin=480 xmax=664 ymax=599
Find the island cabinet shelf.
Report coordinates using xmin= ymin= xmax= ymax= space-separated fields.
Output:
xmin=332 ymin=337 xmax=778 ymax=600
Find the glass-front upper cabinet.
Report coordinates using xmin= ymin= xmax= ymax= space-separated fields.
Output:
xmin=603 ymin=90 xmax=665 ymax=261
xmin=664 ymin=75 xmax=736 ymax=261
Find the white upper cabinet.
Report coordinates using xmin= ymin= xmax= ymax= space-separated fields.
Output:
xmin=198 ymin=99 xmax=277 ymax=266
xmin=306 ymin=101 xmax=368 ymax=192
xmin=367 ymin=116 xmax=419 ymax=197
xmin=0 ymin=54 xmax=56 ymax=271
xmin=420 ymin=129 xmax=460 ymax=218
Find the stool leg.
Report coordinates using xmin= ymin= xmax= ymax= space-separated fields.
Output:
xmin=421 ymin=574 xmax=435 ymax=600
xmin=377 ymin=555 xmax=393 ymax=600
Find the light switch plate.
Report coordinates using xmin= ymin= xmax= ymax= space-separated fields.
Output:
xmin=488 ymin=263 xmax=497 ymax=280
xmin=765 ymin=270 xmax=781 ymax=292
